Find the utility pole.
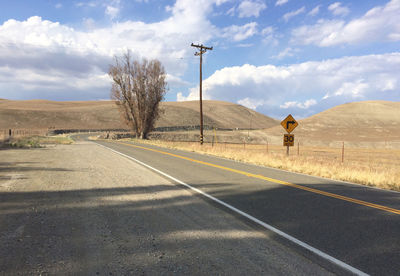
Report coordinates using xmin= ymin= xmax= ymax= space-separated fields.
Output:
xmin=191 ymin=43 xmax=213 ymax=145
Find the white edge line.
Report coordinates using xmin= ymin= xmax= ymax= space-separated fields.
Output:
xmin=95 ymin=142 xmax=369 ymax=276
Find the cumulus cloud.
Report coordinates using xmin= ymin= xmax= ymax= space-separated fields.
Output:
xmin=0 ymin=0 xmax=235 ymax=100
xmin=280 ymin=99 xmax=317 ymax=109
xmin=323 ymin=80 xmax=369 ymax=99
xmin=291 ymin=0 xmax=400 ymax=46
xmin=328 ymin=2 xmax=349 ymax=16
xmin=237 ymin=0 xmax=267 ymax=18
xmin=283 ymin=6 xmax=305 ymax=22
xmin=105 ymin=6 xmax=119 ymax=19
xmin=237 ymin=97 xmax=266 ymax=110
xmin=177 ymin=53 xmax=400 ymax=118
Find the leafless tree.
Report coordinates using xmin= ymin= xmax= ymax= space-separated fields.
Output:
xmin=109 ymin=51 xmax=167 ymax=139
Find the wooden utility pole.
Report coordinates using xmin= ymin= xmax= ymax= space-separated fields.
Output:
xmin=191 ymin=43 xmax=213 ymax=145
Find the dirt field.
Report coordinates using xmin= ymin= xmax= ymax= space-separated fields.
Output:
xmin=0 ymin=141 xmax=331 ymax=275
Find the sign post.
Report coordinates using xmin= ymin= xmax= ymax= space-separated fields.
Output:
xmin=281 ymin=114 xmax=298 ymax=156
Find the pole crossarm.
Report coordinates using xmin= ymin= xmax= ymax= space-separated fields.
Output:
xmin=191 ymin=43 xmax=213 ymax=51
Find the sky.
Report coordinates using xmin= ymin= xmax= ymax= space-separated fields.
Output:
xmin=0 ymin=0 xmax=399 ymax=119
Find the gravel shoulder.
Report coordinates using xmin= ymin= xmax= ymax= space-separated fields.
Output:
xmin=0 ymin=141 xmax=333 ymax=275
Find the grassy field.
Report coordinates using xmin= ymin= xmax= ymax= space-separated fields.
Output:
xmin=125 ymin=139 xmax=400 ymax=191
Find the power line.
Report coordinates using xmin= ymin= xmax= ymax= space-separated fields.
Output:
xmin=191 ymin=43 xmax=213 ymax=145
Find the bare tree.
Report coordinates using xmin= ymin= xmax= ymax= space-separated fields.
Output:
xmin=109 ymin=51 xmax=167 ymax=139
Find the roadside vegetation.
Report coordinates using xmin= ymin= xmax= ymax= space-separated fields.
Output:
xmin=2 ymin=135 xmax=73 ymax=148
xmin=124 ymin=138 xmax=400 ymax=191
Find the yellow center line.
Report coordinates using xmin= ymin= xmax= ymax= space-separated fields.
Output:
xmin=112 ymin=140 xmax=400 ymax=215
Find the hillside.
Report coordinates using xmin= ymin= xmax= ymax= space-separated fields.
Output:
xmin=159 ymin=101 xmax=278 ymax=129
xmin=0 ymin=99 xmax=279 ymax=131
xmin=258 ymin=101 xmax=400 ymax=147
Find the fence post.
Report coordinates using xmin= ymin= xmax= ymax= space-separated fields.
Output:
xmin=341 ymin=142 xmax=344 ymax=163
xmin=266 ymin=141 xmax=269 ymax=153
xmin=297 ymin=142 xmax=300 ymax=156
xmin=243 ymin=141 xmax=246 ymax=150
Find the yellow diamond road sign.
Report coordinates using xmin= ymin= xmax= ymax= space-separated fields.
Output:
xmin=281 ymin=114 xmax=298 ymax=133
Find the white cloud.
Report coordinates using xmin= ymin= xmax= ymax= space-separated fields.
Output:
xmin=275 ymin=0 xmax=288 ymax=7
xmin=237 ymin=97 xmax=265 ymax=110
xmin=166 ymin=74 xmax=190 ymax=87
xmin=237 ymin=43 xmax=253 ymax=48
xmin=280 ymin=99 xmax=317 ymax=109
xmin=261 ymin=26 xmax=273 ymax=36
xmin=261 ymin=26 xmax=279 ymax=46
xmin=308 ymin=5 xmax=321 ymax=16
xmin=237 ymin=0 xmax=267 ymax=18
xmin=76 ymin=1 xmax=97 ymax=8
xmin=226 ymin=6 xmax=235 ymax=16
xmin=55 ymin=3 xmax=63 ymax=9
xmin=292 ymin=0 xmax=400 ymax=46
xmin=283 ymin=6 xmax=305 ymax=22
xmin=323 ymin=80 xmax=369 ymax=99
xmin=178 ymin=53 xmax=400 ymax=117
xmin=328 ymin=2 xmax=349 ymax=16
xmin=273 ymin=47 xmax=299 ymax=59
xmin=221 ymin=22 xmax=258 ymax=41
xmin=0 ymin=0 xmax=228 ymax=100
xmin=105 ymin=0 xmax=121 ymax=20
xmin=105 ymin=6 xmax=119 ymax=19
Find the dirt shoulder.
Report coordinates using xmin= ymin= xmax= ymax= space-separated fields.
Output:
xmin=0 ymin=141 xmax=332 ymax=275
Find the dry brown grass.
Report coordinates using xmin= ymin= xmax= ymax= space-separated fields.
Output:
xmin=128 ymin=139 xmax=400 ymax=191
xmin=0 ymin=99 xmax=277 ymax=130
xmin=0 ymin=129 xmax=49 ymax=141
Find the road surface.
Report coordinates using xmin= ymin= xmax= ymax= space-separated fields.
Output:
xmin=1 ymin=139 xmax=334 ymax=275
xmin=87 ymin=135 xmax=400 ymax=275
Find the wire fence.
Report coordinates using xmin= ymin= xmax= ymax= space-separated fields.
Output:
xmin=144 ymin=138 xmax=400 ymax=168
xmin=2 ymin=128 xmax=400 ymax=169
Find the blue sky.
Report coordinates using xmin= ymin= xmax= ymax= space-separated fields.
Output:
xmin=0 ymin=0 xmax=399 ymax=119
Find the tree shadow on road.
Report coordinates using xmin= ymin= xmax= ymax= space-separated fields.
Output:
xmin=0 ymin=180 xmax=398 ymax=275
xmin=0 ymin=182 xmax=341 ymax=276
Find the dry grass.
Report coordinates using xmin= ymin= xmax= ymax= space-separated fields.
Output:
xmin=0 ymin=128 xmax=49 ymax=140
xmin=127 ymin=139 xmax=400 ymax=191
xmin=1 ymin=135 xmax=73 ymax=148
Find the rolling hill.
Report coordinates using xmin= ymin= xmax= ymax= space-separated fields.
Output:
xmin=0 ymin=99 xmax=279 ymax=131
xmin=257 ymin=101 xmax=400 ymax=147
xmin=1 ymin=99 xmax=399 ymax=147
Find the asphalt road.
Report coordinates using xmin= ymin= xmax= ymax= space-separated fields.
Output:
xmin=84 ymin=135 xmax=400 ymax=276
xmin=1 ymin=139 xmax=336 ymax=275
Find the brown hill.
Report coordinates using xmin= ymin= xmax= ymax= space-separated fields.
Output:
xmin=0 ymin=99 xmax=279 ymax=131
xmin=258 ymin=101 xmax=400 ymax=147
xmin=159 ymin=101 xmax=278 ymax=129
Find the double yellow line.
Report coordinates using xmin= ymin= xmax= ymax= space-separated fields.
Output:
xmin=114 ymin=141 xmax=400 ymax=215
